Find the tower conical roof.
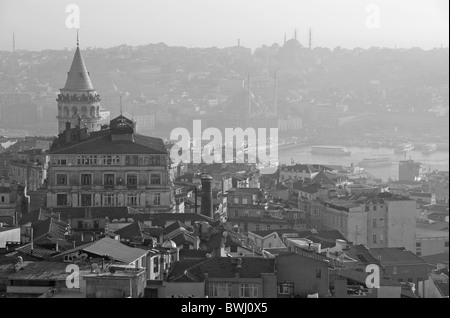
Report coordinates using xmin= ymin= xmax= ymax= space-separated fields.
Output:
xmin=62 ymin=46 xmax=94 ymax=91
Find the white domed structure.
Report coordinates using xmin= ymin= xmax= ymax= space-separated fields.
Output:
xmin=162 ymin=240 xmax=177 ymax=249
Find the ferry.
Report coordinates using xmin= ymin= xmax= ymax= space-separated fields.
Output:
xmin=394 ymin=143 xmax=415 ymax=154
xmin=421 ymin=143 xmax=438 ymax=155
xmin=358 ymin=157 xmax=392 ymax=167
xmin=311 ymin=146 xmax=351 ymax=156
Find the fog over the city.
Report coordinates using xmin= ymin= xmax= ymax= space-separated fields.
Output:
xmin=0 ymin=0 xmax=448 ymax=51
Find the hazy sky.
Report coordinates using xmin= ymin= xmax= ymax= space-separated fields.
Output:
xmin=0 ymin=0 xmax=448 ymax=51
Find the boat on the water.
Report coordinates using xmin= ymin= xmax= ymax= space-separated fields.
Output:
xmin=394 ymin=143 xmax=415 ymax=154
xmin=422 ymin=143 xmax=438 ymax=155
xmin=358 ymin=157 xmax=392 ymax=167
xmin=311 ymin=146 xmax=351 ymax=156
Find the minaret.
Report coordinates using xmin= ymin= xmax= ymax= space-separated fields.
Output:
xmin=274 ymin=70 xmax=278 ymax=116
xmin=247 ymin=71 xmax=252 ymax=116
xmin=56 ymin=31 xmax=106 ymax=134
xmin=308 ymin=28 xmax=312 ymax=50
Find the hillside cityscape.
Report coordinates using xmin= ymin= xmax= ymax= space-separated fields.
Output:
xmin=0 ymin=3 xmax=449 ymax=301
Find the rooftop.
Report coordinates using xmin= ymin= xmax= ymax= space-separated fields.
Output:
xmin=62 ymin=46 xmax=94 ymax=91
xmin=38 ymin=206 xmax=138 ymax=221
xmin=113 ymin=221 xmax=154 ymax=241
xmin=0 ymin=226 xmax=19 ymax=233
xmin=416 ymin=226 xmax=449 ymax=239
xmin=299 ymin=183 xmax=323 ymax=194
xmin=421 ymin=253 xmax=449 ymax=266
xmin=368 ymin=247 xmax=429 ymax=266
xmin=163 ymin=220 xmax=190 ymax=236
xmin=49 ymin=128 xmax=168 ymax=155
xmin=82 ymin=237 xmax=148 ymax=264
xmin=7 ymin=261 xmax=90 ymax=281
xmin=168 ymin=257 xmax=275 ymax=282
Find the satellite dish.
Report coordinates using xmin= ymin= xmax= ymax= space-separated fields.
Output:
xmin=222 ymin=231 xmax=228 ymax=238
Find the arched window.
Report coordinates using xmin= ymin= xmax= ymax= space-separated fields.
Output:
xmin=80 ymin=106 xmax=88 ymax=117
xmin=90 ymin=106 xmax=96 ymax=117
xmin=63 ymin=106 xmax=70 ymax=117
xmin=72 ymin=106 xmax=78 ymax=117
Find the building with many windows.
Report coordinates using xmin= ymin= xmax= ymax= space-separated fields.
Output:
xmin=45 ymin=115 xmax=172 ymax=212
xmin=310 ymin=192 xmax=417 ymax=252
xmin=10 ymin=149 xmax=48 ymax=192
xmin=166 ymin=257 xmax=277 ymax=298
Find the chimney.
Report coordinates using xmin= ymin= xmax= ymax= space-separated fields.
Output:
xmin=335 ymin=239 xmax=346 ymax=252
xmin=30 ymin=227 xmax=34 ymax=254
xmin=65 ymin=122 xmax=72 ymax=144
xmin=174 ymin=248 xmax=180 ymax=262
xmin=201 ymin=175 xmax=213 ymax=218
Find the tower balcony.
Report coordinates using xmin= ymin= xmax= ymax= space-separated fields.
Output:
xmin=56 ymin=94 xmax=101 ymax=103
